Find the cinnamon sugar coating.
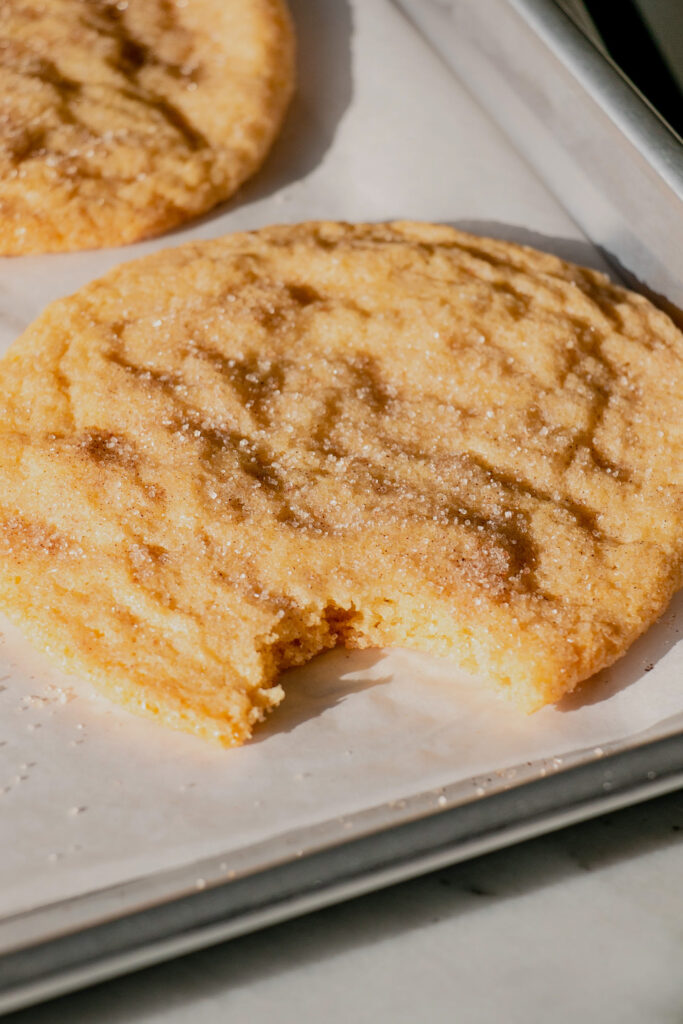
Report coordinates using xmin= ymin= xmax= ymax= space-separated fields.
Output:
xmin=0 ymin=222 xmax=681 ymax=743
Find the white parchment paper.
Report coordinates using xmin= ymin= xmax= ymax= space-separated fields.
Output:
xmin=0 ymin=0 xmax=680 ymax=923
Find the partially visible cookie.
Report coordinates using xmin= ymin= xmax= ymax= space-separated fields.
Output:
xmin=0 ymin=221 xmax=681 ymax=744
xmin=0 ymin=0 xmax=294 ymax=254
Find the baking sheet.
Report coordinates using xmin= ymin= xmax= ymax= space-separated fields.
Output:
xmin=0 ymin=0 xmax=681 ymax=930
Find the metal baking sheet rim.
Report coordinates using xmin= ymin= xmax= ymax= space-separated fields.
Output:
xmin=1 ymin=730 xmax=683 ymax=1015
xmin=396 ymin=0 xmax=683 ymax=311
xmin=2 ymin=0 xmax=683 ymax=1013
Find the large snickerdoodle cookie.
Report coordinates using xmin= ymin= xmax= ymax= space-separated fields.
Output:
xmin=0 ymin=222 xmax=681 ymax=743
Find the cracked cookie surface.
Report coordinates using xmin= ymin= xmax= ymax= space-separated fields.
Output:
xmin=0 ymin=0 xmax=294 ymax=254
xmin=0 ymin=221 xmax=681 ymax=744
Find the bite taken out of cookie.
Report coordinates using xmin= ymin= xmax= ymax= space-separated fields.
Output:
xmin=0 ymin=222 xmax=681 ymax=744
xmin=0 ymin=0 xmax=294 ymax=254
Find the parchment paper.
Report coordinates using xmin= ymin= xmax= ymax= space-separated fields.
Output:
xmin=0 ymin=0 xmax=680 ymax=923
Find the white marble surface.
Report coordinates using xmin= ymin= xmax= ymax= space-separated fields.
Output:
xmin=7 ymin=790 xmax=683 ymax=1024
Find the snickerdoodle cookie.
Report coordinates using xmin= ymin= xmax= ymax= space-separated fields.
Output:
xmin=0 ymin=222 xmax=681 ymax=743
xmin=0 ymin=0 xmax=294 ymax=253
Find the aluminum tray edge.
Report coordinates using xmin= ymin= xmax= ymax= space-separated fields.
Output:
xmin=1 ymin=731 xmax=683 ymax=1015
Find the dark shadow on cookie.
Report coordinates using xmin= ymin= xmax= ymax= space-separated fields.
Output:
xmin=451 ymin=221 xmax=683 ymax=331
xmin=449 ymin=220 xmax=616 ymax=276
xmin=250 ymin=647 xmax=391 ymax=743
xmin=558 ymin=590 xmax=682 ymax=711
